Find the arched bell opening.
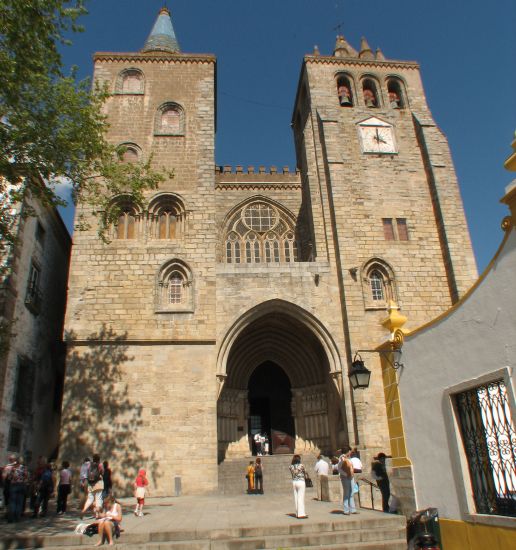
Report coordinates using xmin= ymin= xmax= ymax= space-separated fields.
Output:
xmin=217 ymin=305 xmax=346 ymax=463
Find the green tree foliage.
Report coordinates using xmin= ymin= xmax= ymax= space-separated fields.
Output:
xmin=0 ymin=0 xmax=170 ymax=251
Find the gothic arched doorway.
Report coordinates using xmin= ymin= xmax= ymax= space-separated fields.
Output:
xmin=217 ymin=302 xmax=347 ymax=462
xmin=248 ymin=362 xmax=295 ymax=455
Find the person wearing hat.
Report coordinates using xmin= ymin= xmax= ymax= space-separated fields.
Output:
xmin=2 ymin=454 xmax=28 ymax=522
xmin=371 ymin=452 xmax=390 ymax=513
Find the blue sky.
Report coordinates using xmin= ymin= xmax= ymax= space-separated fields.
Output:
xmin=59 ymin=0 xmax=516 ymax=272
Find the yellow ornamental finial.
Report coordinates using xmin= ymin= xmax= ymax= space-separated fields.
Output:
xmin=504 ymin=131 xmax=516 ymax=171
xmin=381 ymin=301 xmax=408 ymax=348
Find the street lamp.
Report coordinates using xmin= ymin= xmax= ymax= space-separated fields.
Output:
xmin=348 ymin=353 xmax=372 ymax=390
xmin=348 ymin=348 xmax=404 ymax=390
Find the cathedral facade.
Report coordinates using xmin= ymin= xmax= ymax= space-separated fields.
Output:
xmin=61 ymin=8 xmax=477 ymax=495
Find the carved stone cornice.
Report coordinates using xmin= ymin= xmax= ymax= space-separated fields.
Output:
xmin=94 ymin=52 xmax=216 ymax=64
xmin=305 ymin=55 xmax=419 ymax=71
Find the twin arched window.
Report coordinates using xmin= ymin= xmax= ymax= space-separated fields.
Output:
xmin=148 ymin=194 xmax=185 ymax=240
xmin=156 ymin=260 xmax=193 ymax=312
xmin=115 ymin=68 xmax=145 ymax=95
xmin=109 ymin=193 xmax=185 ymax=241
xmin=361 ymin=259 xmax=397 ymax=309
xmin=223 ymin=201 xmax=298 ymax=264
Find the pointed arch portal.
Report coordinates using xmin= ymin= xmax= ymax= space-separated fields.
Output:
xmin=217 ymin=300 xmax=347 ymax=462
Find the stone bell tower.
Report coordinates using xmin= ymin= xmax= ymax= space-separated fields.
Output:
xmin=62 ymin=7 xmax=219 ymax=494
xmin=291 ymin=35 xmax=478 ymax=451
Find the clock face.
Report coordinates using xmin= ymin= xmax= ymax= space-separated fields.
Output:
xmin=358 ymin=118 xmax=397 ymax=154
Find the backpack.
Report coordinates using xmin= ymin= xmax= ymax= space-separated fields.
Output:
xmin=88 ymin=462 xmax=101 ymax=485
xmin=40 ymin=469 xmax=53 ymax=491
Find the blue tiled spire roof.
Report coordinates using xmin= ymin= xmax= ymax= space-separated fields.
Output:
xmin=142 ymin=7 xmax=180 ymax=53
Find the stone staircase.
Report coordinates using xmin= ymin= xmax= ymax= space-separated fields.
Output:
xmin=218 ymin=454 xmax=319 ymax=495
xmin=26 ymin=514 xmax=407 ymax=549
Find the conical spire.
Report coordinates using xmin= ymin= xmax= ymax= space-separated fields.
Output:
xmin=358 ymin=36 xmax=374 ymax=59
xmin=142 ymin=7 xmax=180 ymax=53
xmin=375 ymin=48 xmax=385 ymax=61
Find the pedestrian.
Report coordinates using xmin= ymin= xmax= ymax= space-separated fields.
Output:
xmin=314 ymin=454 xmax=329 ymax=500
xmin=93 ymin=495 xmax=122 ymax=546
xmin=133 ymin=468 xmax=149 ymax=517
xmin=253 ymin=432 xmax=262 ymax=456
xmin=3 ymin=454 xmax=28 ymax=522
xmin=371 ymin=452 xmax=390 ymax=513
xmin=79 ymin=457 xmax=90 ymax=509
xmin=102 ymin=461 xmax=112 ymax=500
xmin=263 ymin=434 xmax=270 ymax=455
xmin=246 ymin=461 xmax=255 ymax=494
xmin=2 ymin=455 xmax=17 ymax=511
xmin=349 ymin=448 xmax=363 ymax=498
xmin=82 ymin=454 xmax=104 ymax=519
xmin=289 ymin=454 xmax=308 ymax=519
xmin=33 ymin=462 xmax=54 ymax=517
xmin=56 ymin=460 xmax=72 ymax=515
xmin=338 ymin=446 xmax=357 ymax=515
xmin=330 ymin=455 xmax=339 ymax=475
xmin=254 ymin=457 xmax=263 ymax=494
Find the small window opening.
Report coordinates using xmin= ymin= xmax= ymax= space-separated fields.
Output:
xmin=382 ymin=218 xmax=395 ymax=240
xmin=363 ymin=79 xmax=379 ymax=108
xmin=337 ymin=76 xmax=353 ymax=107
xmin=387 ymin=79 xmax=404 ymax=109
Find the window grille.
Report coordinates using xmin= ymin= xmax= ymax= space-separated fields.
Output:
xmin=25 ymin=263 xmax=42 ymax=313
xmin=243 ymin=203 xmax=277 ymax=232
xmin=370 ymin=270 xmax=384 ymax=301
xmin=168 ymin=273 xmax=183 ymax=304
xmin=455 ymin=380 xmax=516 ymax=517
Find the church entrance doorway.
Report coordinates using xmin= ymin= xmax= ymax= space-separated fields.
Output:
xmin=217 ymin=302 xmax=347 ymax=463
xmin=248 ymin=361 xmax=295 ymax=455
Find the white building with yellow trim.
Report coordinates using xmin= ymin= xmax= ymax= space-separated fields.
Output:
xmin=380 ymin=142 xmax=516 ymax=548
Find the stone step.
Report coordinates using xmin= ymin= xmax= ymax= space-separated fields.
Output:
xmin=33 ymin=515 xmax=406 ymax=549
xmin=219 ymin=454 xmax=320 ymax=495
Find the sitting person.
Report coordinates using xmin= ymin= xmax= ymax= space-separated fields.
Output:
xmin=94 ymin=495 xmax=122 ymax=546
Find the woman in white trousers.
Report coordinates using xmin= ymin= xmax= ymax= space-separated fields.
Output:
xmin=289 ymin=454 xmax=308 ymax=518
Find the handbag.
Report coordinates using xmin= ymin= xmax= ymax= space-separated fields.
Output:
xmin=305 ymin=474 xmax=313 ymax=488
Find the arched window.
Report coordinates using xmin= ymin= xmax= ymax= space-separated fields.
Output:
xmin=336 ymin=74 xmax=354 ymax=107
xmin=222 ymin=199 xmax=298 ymax=264
xmin=155 ymin=102 xmax=185 ymax=136
xmin=148 ymin=193 xmax=186 ymax=240
xmin=369 ymin=270 xmax=385 ymax=301
xmin=115 ymin=68 xmax=145 ymax=95
xmin=107 ymin=196 xmax=141 ymax=241
xmin=362 ymin=78 xmax=380 ymax=108
xmin=361 ymin=259 xmax=397 ymax=309
xmin=117 ymin=143 xmax=141 ymax=163
xmin=156 ymin=260 xmax=193 ymax=312
xmin=386 ymin=77 xmax=406 ymax=109
xmin=117 ymin=209 xmax=136 ymax=239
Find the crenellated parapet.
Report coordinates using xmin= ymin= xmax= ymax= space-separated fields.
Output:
xmin=215 ymin=165 xmax=301 ymax=190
